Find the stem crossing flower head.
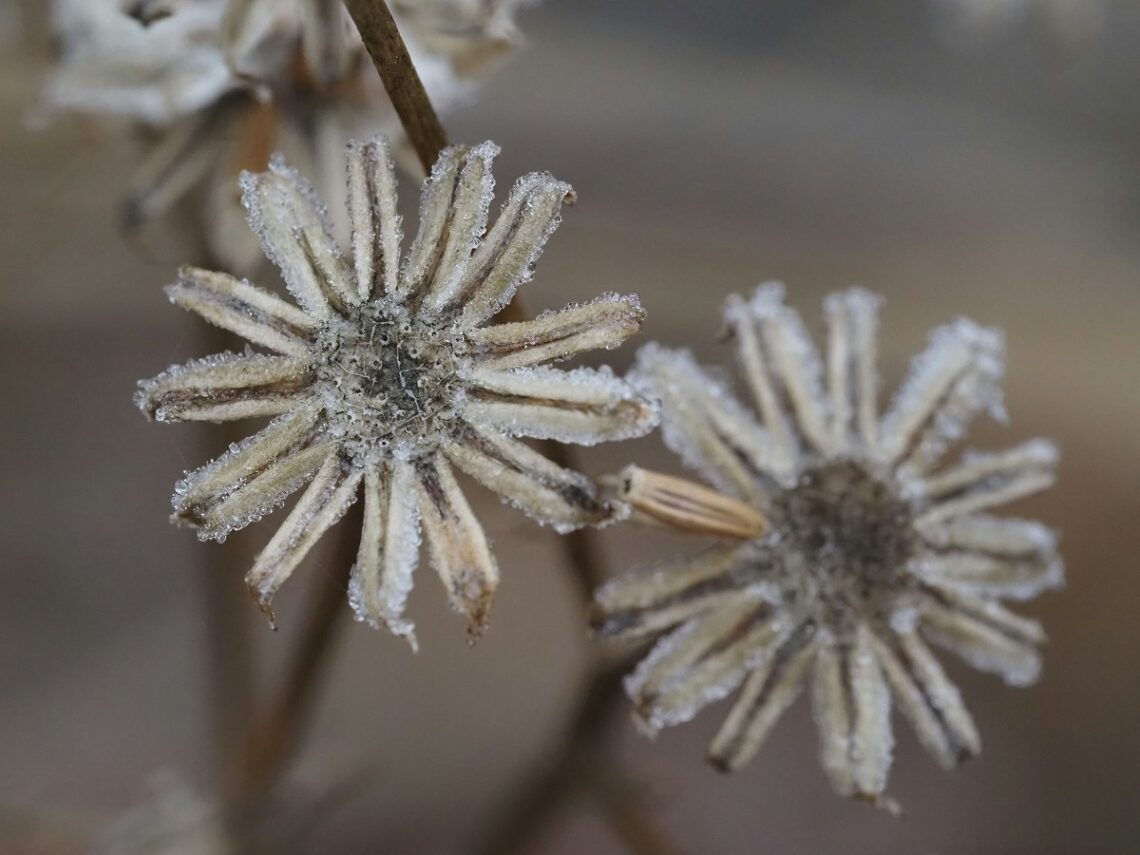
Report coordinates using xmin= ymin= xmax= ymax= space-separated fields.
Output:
xmin=137 ymin=135 xmax=657 ymax=645
xmin=592 ymin=284 xmax=1062 ymax=807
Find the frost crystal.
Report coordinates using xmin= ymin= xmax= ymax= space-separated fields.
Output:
xmin=137 ymin=135 xmax=657 ymax=641
xmin=593 ymin=285 xmax=1062 ymax=807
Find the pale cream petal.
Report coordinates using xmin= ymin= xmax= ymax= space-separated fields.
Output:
xmin=240 ymin=160 xmax=354 ymax=317
xmin=708 ymin=625 xmax=816 ymax=772
xmin=345 ymin=136 xmax=402 ymax=302
xmin=348 ymin=460 xmax=421 ymax=646
xmin=916 ymin=440 xmax=1058 ymax=525
xmin=137 ymin=353 xmax=312 ymax=423
xmin=415 ymin=454 xmax=499 ymax=636
xmin=637 ymin=612 xmax=787 ymax=732
xmin=166 ymin=266 xmax=316 ymax=357
xmin=920 ymin=588 xmax=1043 ymax=686
xmin=824 ymin=289 xmax=882 ymax=454
xmin=463 ymin=365 xmax=658 ymax=446
xmin=623 ymin=600 xmax=768 ymax=723
xmin=630 ymin=344 xmax=793 ymax=502
xmin=245 ymin=454 xmax=363 ymax=621
xmin=722 ymin=293 xmax=796 ymax=463
xmin=457 ymin=172 xmax=575 ymax=328
xmin=173 ymin=405 xmax=327 ymax=539
xmin=419 ymin=142 xmax=500 ymax=315
xmin=872 ymin=631 xmax=980 ymax=769
xmin=912 ymin=526 xmax=1062 ymax=600
xmin=878 ymin=319 xmax=1004 ymax=474
xmin=467 ymin=293 xmax=645 ymax=370
xmin=443 ymin=428 xmax=608 ymax=533
xmin=917 ymin=515 xmax=1062 ymax=599
xmin=811 ymin=628 xmax=894 ymax=799
xmin=591 ymin=544 xmax=765 ymax=640
xmin=744 ymin=283 xmax=834 ymax=456
xmin=397 ymin=145 xmax=465 ymax=301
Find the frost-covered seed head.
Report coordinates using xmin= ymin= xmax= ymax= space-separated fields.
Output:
xmin=594 ymin=284 xmax=1062 ymax=807
xmin=137 ymin=134 xmax=657 ymax=640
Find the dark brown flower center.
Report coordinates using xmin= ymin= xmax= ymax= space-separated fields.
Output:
xmin=770 ymin=460 xmax=916 ymax=630
xmin=315 ymin=303 xmax=465 ymax=459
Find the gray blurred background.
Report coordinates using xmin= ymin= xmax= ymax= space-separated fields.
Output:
xmin=2 ymin=1 xmax=1139 ymax=853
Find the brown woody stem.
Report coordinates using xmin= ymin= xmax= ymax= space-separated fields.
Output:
xmin=343 ymin=0 xmax=449 ymax=172
xmin=225 ymin=503 xmax=362 ymax=827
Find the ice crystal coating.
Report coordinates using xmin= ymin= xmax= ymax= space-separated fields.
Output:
xmin=42 ymin=0 xmax=537 ymax=273
xmin=593 ymin=283 xmax=1062 ymax=806
xmin=137 ymin=136 xmax=657 ymax=644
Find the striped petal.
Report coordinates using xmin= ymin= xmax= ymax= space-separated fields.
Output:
xmin=919 ymin=588 xmax=1044 ymax=686
xmin=457 ymin=172 xmax=575 ymax=328
xmin=872 ymin=630 xmax=980 ymax=769
xmin=707 ymin=624 xmax=817 ymax=771
xmin=624 ymin=600 xmax=770 ymax=730
xmin=636 ymin=610 xmax=788 ymax=732
xmin=878 ymin=319 xmax=1005 ymax=475
xmin=415 ymin=454 xmax=499 ymax=636
xmin=732 ymin=283 xmax=833 ymax=456
xmin=246 ymin=454 xmax=363 ymax=622
xmin=240 ymin=157 xmax=353 ymax=316
xmin=166 ymin=266 xmax=316 ymax=357
xmin=811 ymin=627 xmax=894 ymax=801
xmin=137 ymin=353 xmax=311 ymax=423
xmin=444 ymin=427 xmax=607 ymax=532
xmin=463 ymin=365 xmax=658 ymax=446
xmin=419 ymin=142 xmax=500 ymax=315
xmin=348 ymin=460 xmax=421 ymax=646
xmin=823 ymin=288 xmax=882 ymax=454
xmin=397 ymin=144 xmax=465 ymax=301
xmin=172 ymin=405 xmax=327 ymax=539
xmin=916 ymin=440 xmax=1058 ymax=525
xmin=467 ymin=293 xmax=645 ymax=370
xmin=345 ymin=136 xmax=402 ymax=302
xmin=630 ymin=344 xmax=791 ymax=502
xmin=591 ymin=544 xmax=766 ymax=640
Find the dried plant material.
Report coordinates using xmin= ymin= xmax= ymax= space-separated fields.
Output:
xmin=592 ymin=283 xmax=1062 ymax=806
xmin=42 ymin=0 xmax=537 ymax=273
xmin=605 ymin=465 xmax=768 ymax=540
xmin=137 ymin=136 xmax=656 ymax=643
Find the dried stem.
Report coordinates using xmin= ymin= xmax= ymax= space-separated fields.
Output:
xmin=225 ymin=503 xmax=363 ymax=822
xmin=343 ymin=0 xmax=449 ymax=173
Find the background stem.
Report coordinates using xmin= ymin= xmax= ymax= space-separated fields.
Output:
xmin=343 ymin=0 xmax=449 ymax=173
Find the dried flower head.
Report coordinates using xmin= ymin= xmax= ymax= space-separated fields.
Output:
xmin=43 ymin=0 xmax=533 ymax=272
xmin=137 ymin=135 xmax=656 ymax=643
xmin=592 ymin=284 xmax=1062 ymax=807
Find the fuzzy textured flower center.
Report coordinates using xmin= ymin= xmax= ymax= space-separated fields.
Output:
xmin=315 ymin=303 xmax=465 ymax=460
xmin=771 ymin=461 xmax=916 ymax=631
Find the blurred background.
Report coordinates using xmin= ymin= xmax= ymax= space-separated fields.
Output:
xmin=2 ymin=0 xmax=1139 ymax=852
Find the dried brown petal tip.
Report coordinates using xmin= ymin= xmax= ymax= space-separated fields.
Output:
xmin=612 ymin=465 xmax=769 ymax=540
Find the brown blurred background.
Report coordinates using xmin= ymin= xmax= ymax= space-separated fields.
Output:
xmin=2 ymin=1 xmax=1139 ymax=853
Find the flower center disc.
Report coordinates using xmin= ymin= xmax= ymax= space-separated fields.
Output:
xmin=315 ymin=303 xmax=464 ymax=461
xmin=771 ymin=460 xmax=916 ymax=630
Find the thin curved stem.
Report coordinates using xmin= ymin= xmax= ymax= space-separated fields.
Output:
xmin=343 ymin=0 xmax=449 ymax=173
